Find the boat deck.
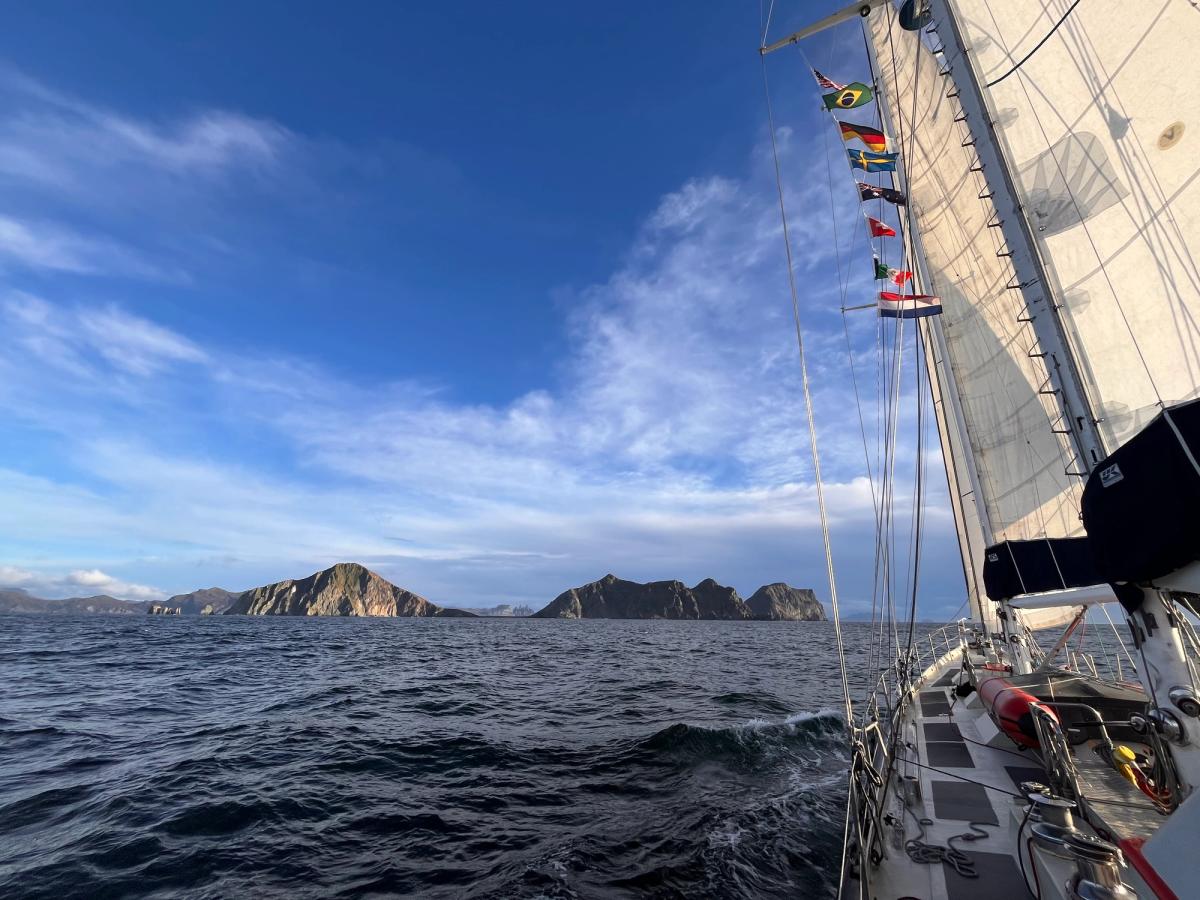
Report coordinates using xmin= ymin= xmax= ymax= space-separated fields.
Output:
xmin=849 ymin=644 xmax=1165 ymax=900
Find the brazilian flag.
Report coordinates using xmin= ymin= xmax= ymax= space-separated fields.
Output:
xmin=822 ymin=82 xmax=873 ymax=110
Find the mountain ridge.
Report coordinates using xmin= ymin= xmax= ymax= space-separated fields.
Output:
xmin=1 ymin=568 xmax=825 ymax=621
xmin=530 ymin=575 xmax=824 ymax=621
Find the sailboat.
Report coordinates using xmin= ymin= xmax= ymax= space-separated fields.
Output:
xmin=760 ymin=1 xmax=1200 ymax=898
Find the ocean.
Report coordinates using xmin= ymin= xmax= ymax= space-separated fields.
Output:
xmin=1 ymin=615 xmax=908 ymax=898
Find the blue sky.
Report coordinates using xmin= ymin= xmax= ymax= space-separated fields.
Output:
xmin=0 ymin=1 xmax=967 ymax=617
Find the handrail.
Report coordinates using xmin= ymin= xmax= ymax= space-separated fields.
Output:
xmin=848 ymin=622 xmax=974 ymax=875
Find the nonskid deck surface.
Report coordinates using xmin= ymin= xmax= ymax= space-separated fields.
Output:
xmin=857 ymin=648 xmax=1163 ymax=900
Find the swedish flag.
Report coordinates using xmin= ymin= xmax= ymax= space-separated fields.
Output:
xmin=847 ymin=149 xmax=898 ymax=172
xmin=822 ymin=82 xmax=873 ymax=110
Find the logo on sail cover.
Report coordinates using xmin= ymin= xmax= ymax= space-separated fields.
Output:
xmin=1099 ymin=464 xmax=1124 ymax=487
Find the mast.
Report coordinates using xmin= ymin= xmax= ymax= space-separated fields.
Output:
xmin=860 ymin=21 xmax=996 ymax=641
xmin=924 ymin=0 xmax=1103 ymax=471
xmin=866 ymin=1 xmax=1089 ymax=674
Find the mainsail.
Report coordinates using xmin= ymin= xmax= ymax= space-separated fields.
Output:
xmin=952 ymin=0 xmax=1200 ymax=453
xmin=865 ymin=4 xmax=1086 ymax=550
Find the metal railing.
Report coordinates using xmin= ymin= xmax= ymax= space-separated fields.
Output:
xmin=844 ymin=619 xmax=975 ymax=884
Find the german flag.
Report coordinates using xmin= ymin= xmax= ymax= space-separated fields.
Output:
xmin=838 ymin=120 xmax=887 ymax=153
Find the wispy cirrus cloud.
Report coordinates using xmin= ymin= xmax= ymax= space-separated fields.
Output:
xmin=4 ymin=293 xmax=206 ymax=380
xmin=0 ymin=214 xmax=182 ymax=281
xmin=0 ymin=118 xmax=958 ymax=611
xmin=0 ymin=68 xmax=289 ymax=188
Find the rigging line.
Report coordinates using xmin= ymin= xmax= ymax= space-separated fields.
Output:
xmin=800 ymin=40 xmax=888 ymax=700
xmin=837 ymin=786 xmax=854 ymax=900
xmin=984 ymin=0 xmax=1083 ymax=88
xmin=859 ymin=18 xmax=904 ymax=668
xmin=893 ymin=754 xmax=1023 ymax=797
xmin=760 ymin=0 xmax=777 ymax=49
xmin=883 ymin=315 xmax=907 ymax=661
xmin=760 ymin=55 xmax=853 ymax=726
xmin=878 ymin=0 xmax=928 ymax=656
xmin=846 ymin=310 xmax=889 ymax=702
xmin=906 ymin=322 xmax=929 ymax=654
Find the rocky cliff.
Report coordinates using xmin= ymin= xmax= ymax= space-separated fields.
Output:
xmin=745 ymin=583 xmax=826 ymax=621
xmin=531 ymin=576 xmax=825 ymax=621
xmin=223 ymin=563 xmax=475 ymax=617
xmin=532 ymin=574 xmax=752 ymax=620
xmin=163 ymin=587 xmax=237 ymax=615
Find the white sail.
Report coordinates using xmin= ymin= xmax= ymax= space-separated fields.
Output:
xmin=1016 ymin=603 xmax=1083 ymax=632
xmin=866 ymin=4 xmax=1085 ymax=544
xmin=950 ymin=0 xmax=1200 ymax=452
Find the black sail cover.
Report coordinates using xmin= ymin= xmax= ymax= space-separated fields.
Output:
xmin=1080 ymin=398 xmax=1200 ymax=585
xmin=982 ymin=538 xmax=1101 ymax=602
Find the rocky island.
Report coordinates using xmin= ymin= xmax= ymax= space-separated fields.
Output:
xmin=530 ymin=574 xmax=825 ymax=621
xmin=223 ymin=563 xmax=474 ymax=617
xmin=2 ymin=567 xmax=822 ymax=621
xmin=745 ymin=583 xmax=826 ymax=621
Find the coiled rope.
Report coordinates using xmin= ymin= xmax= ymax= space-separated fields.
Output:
xmin=903 ymin=807 xmax=993 ymax=877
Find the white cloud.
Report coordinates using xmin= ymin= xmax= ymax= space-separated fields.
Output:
xmin=0 ymin=118 xmax=962 ymax=615
xmin=0 ymin=563 xmax=165 ymax=602
xmin=3 ymin=293 xmax=206 ymax=378
xmin=77 ymin=305 xmax=207 ymax=374
xmin=0 ymin=71 xmax=288 ymax=189
xmin=0 ymin=214 xmax=176 ymax=280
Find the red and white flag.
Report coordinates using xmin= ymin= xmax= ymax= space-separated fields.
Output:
xmin=866 ymin=215 xmax=895 ymax=238
xmin=889 ymin=269 xmax=913 ymax=286
xmin=812 ymin=68 xmax=845 ymax=91
xmin=878 ymin=291 xmax=942 ymax=319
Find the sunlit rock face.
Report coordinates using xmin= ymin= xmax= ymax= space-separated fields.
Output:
xmin=224 ymin=563 xmax=474 ymax=617
xmin=745 ymin=583 xmax=826 ymax=621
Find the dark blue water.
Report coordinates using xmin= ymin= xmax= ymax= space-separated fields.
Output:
xmin=0 ymin=615 xmax=880 ymax=899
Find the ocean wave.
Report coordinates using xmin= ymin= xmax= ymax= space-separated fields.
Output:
xmin=631 ymin=710 xmax=845 ymax=770
xmin=0 ymin=614 xmax=863 ymax=899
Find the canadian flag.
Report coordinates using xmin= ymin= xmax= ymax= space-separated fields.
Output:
xmin=866 ymin=215 xmax=895 ymax=238
xmin=890 ymin=269 xmax=913 ymax=286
